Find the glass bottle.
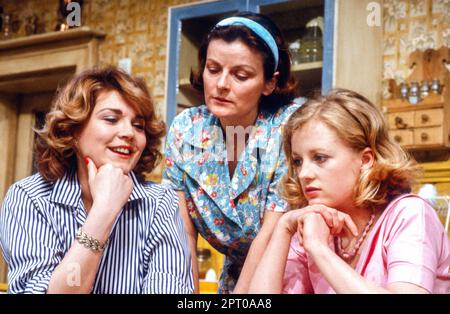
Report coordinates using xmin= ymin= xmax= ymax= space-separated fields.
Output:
xmin=197 ymin=248 xmax=212 ymax=280
xmin=420 ymin=80 xmax=430 ymax=98
xmin=408 ymin=81 xmax=420 ymax=105
xmin=399 ymin=82 xmax=409 ymax=100
xmin=431 ymin=79 xmax=441 ymax=94
xmin=289 ymin=39 xmax=301 ymax=65
xmin=299 ymin=17 xmax=323 ymax=63
xmin=2 ymin=14 xmax=11 ymax=39
xmin=25 ymin=14 xmax=38 ymax=36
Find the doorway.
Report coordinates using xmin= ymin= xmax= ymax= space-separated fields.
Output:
xmin=0 ymin=91 xmax=55 ymax=283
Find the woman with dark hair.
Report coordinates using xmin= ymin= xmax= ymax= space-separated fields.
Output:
xmin=162 ymin=11 xmax=301 ymax=293
xmin=0 ymin=66 xmax=194 ymax=294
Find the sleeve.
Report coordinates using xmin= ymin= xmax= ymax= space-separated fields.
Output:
xmin=264 ymin=125 xmax=289 ymax=213
xmin=0 ymin=184 xmax=63 ymax=294
xmin=142 ymin=188 xmax=194 ymax=294
xmin=161 ymin=117 xmax=186 ymax=192
xmin=282 ymin=235 xmax=313 ymax=294
xmin=385 ymin=197 xmax=448 ymax=292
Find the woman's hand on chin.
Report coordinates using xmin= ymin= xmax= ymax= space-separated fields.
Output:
xmin=85 ymin=157 xmax=133 ymax=222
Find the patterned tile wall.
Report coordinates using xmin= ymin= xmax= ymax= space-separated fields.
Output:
xmin=0 ymin=0 xmax=201 ymax=117
xmin=383 ymin=0 xmax=450 ymax=99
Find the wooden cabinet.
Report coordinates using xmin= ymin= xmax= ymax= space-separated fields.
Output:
xmin=386 ymin=47 xmax=450 ymax=151
xmin=387 ymin=102 xmax=450 ymax=149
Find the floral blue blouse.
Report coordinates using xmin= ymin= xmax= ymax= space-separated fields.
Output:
xmin=162 ymin=103 xmax=300 ymax=293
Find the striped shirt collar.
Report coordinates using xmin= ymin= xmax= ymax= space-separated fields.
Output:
xmin=50 ymin=168 xmax=149 ymax=208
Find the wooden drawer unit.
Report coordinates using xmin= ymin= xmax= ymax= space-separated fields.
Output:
xmin=385 ymin=47 xmax=450 ymax=150
xmin=413 ymin=127 xmax=444 ymax=146
xmin=390 ymin=129 xmax=414 ymax=146
xmin=388 ymin=111 xmax=415 ymax=130
xmin=414 ymin=109 xmax=444 ymax=127
xmin=387 ymin=101 xmax=449 ymax=149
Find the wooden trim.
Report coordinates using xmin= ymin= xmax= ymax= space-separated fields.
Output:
xmin=0 ymin=26 xmax=105 ymax=51
xmin=418 ymin=161 xmax=450 ymax=183
xmin=387 ymin=102 xmax=444 ymax=113
xmin=333 ymin=0 xmax=383 ymax=105
xmin=0 ymin=95 xmax=18 ymax=204
xmin=292 ymin=61 xmax=323 ymax=72
xmin=0 ymin=94 xmax=17 ymax=283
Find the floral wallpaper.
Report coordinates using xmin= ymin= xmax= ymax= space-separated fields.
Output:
xmin=383 ymin=0 xmax=450 ymax=99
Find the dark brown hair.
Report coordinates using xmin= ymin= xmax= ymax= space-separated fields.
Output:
xmin=190 ymin=11 xmax=297 ymax=113
xmin=35 ymin=66 xmax=166 ymax=182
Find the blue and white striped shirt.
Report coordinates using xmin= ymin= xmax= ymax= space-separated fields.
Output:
xmin=0 ymin=170 xmax=194 ymax=294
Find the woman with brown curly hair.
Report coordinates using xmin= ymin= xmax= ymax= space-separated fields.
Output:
xmin=249 ymin=89 xmax=449 ymax=293
xmin=0 ymin=66 xmax=193 ymax=294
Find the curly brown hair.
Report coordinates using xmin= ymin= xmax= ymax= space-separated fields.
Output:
xmin=280 ymin=89 xmax=419 ymax=211
xmin=35 ymin=66 xmax=166 ymax=182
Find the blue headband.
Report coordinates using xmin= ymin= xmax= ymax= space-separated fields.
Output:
xmin=216 ymin=17 xmax=279 ymax=72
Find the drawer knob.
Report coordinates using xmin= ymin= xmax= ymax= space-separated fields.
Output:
xmin=421 ymin=132 xmax=429 ymax=141
xmin=394 ymin=135 xmax=402 ymax=143
xmin=421 ymin=114 xmax=429 ymax=123
xmin=395 ymin=116 xmax=407 ymax=129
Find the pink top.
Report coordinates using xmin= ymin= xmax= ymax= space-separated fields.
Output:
xmin=283 ymin=194 xmax=450 ymax=293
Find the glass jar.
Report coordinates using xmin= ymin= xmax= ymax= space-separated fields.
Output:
xmin=420 ymin=80 xmax=430 ymax=98
xmin=197 ymin=248 xmax=212 ymax=280
xmin=2 ymin=14 xmax=11 ymax=39
xmin=399 ymin=82 xmax=409 ymax=100
xmin=408 ymin=81 xmax=420 ymax=105
xmin=431 ymin=78 xmax=441 ymax=94
xmin=289 ymin=39 xmax=301 ymax=65
xmin=299 ymin=17 xmax=323 ymax=63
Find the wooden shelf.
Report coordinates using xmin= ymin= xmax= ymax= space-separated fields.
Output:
xmin=291 ymin=61 xmax=322 ymax=73
xmin=0 ymin=26 xmax=105 ymax=52
xmin=387 ymin=93 xmax=445 ymax=113
xmin=387 ymin=101 xmax=445 ymax=113
xmin=417 ymin=161 xmax=450 ymax=183
xmin=178 ymin=77 xmax=191 ymax=87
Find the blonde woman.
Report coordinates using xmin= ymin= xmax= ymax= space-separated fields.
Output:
xmin=249 ymin=89 xmax=450 ymax=293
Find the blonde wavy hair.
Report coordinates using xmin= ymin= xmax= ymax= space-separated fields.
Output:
xmin=280 ymin=89 xmax=419 ymax=211
xmin=35 ymin=66 xmax=166 ymax=182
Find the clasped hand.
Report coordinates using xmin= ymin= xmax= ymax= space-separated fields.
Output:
xmin=281 ymin=205 xmax=359 ymax=253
